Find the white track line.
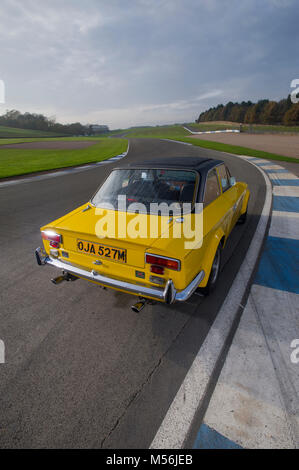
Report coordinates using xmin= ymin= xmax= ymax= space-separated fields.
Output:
xmin=150 ymin=157 xmax=272 ymax=449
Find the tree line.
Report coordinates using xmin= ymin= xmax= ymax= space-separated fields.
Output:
xmin=0 ymin=110 xmax=108 ymax=135
xmin=196 ymin=95 xmax=299 ymax=126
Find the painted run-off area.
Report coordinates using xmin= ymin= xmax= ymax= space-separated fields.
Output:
xmin=193 ymin=159 xmax=299 ymax=449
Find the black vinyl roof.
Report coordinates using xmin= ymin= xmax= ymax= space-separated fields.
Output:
xmin=117 ymin=156 xmax=223 ymax=172
xmin=115 ymin=156 xmax=225 ymax=202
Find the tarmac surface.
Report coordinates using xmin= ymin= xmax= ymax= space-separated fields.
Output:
xmin=0 ymin=138 xmax=265 ymax=448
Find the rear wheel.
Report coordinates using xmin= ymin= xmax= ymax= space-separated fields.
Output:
xmin=199 ymin=246 xmax=221 ymax=296
xmin=238 ymin=195 xmax=249 ymax=225
xmin=237 ymin=208 xmax=247 ymax=224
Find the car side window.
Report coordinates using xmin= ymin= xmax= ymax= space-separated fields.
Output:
xmin=218 ymin=164 xmax=230 ymax=191
xmin=204 ymin=169 xmax=221 ymax=205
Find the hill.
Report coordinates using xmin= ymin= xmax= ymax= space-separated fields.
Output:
xmin=0 ymin=125 xmax=67 ymax=138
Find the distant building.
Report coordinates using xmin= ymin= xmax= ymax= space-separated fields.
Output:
xmin=89 ymin=124 xmax=109 ymax=135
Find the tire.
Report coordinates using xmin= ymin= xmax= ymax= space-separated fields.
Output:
xmin=237 ymin=208 xmax=247 ymax=225
xmin=198 ymin=246 xmax=221 ymax=296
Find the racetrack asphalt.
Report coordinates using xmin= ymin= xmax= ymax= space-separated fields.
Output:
xmin=0 ymin=138 xmax=265 ymax=448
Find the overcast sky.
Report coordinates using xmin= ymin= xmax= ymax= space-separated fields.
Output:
xmin=0 ymin=0 xmax=298 ymax=129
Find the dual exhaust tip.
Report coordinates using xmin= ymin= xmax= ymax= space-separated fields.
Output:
xmin=52 ymin=272 xmax=149 ymax=313
xmin=131 ymin=299 xmax=146 ymax=313
xmin=51 ymin=272 xmax=78 ymax=285
xmin=131 ymin=298 xmax=156 ymax=312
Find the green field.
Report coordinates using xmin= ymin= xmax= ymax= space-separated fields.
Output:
xmin=123 ymin=124 xmax=190 ymax=139
xmin=0 ymin=135 xmax=116 ymax=146
xmin=0 ymin=138 xmax=127 ymax=179
xmin=0 ymin=125 xmax=67 ymax=138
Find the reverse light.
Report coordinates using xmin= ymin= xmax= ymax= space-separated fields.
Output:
xmin=150 ymin=275 xmax=166 ymax=286
xmin=41 ymin=230 xmax=62 ymax=248
xmin=50 ymin=249 xmax=59 ymax=258
xmin=145 ymin=254 xmax=180 ymax=271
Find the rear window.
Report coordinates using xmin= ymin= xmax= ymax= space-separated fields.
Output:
xmin=91 ymin=168 xmax=198 ymax=213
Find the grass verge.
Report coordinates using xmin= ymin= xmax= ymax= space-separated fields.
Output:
xmin=0 ymin=138 xmax=127 ymax=179
xmin=0 ymin=136 xmax=115 ymax=146
xmin=176 ymin=137 xmax=299 ymax=163
xmin=124 ymin=125 xmax=190 ymax=139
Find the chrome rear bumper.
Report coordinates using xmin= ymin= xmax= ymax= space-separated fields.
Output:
xmin=35 ymin=247 xmax=204 ymax=304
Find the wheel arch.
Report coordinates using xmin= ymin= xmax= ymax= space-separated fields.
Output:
xmin=240 ymin=188 xmax=250 ymax=215
xmin=200 ymin=229 xmax=224 ymax=288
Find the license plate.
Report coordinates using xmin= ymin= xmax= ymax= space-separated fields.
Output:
xmin=77 ymin=239 xmax=127 ymax=263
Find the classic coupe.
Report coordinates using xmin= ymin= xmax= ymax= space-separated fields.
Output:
xmin=35 ymin=157 xmax=249 ymax=310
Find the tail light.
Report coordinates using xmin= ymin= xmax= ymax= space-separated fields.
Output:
xmin=151 ymin=265 xmax=165 ymax=275
xmin=41 ymin=230 xmax=62 ymax=248
xmin=145 ymin=254 xmax=180 ymax=271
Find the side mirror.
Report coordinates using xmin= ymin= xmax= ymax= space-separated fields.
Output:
xmin=221 ymin=178 xmax=228 ymax=189
xmin=230 ymin=176 xmax=236 ymax=186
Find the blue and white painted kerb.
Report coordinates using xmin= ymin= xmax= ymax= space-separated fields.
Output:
xmin=193 ymin=156 xmax=299 ymax=449
xmin=193 ymin=423 xmax=242 ymax=449
xmin=246 ymin=157 xmax=299 ymax=296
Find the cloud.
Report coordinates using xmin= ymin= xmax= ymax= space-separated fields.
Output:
xmin=0 ymin=0 xmax=298 ymax=128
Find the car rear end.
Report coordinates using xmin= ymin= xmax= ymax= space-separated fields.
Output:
xmin=35 ymin=165 xmax=205 ymax=303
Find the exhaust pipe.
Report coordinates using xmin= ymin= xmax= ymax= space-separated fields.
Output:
xmin=51 ymin=272 xmax=78 ymax=285
xmin=131 ymin=299 xmax=146 ymax=313
xmin=51 ymin=275 xmax=67 ymax=285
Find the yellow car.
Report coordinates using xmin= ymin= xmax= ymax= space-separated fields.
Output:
xmin=35 ymin=157 xmax=249 ymax=310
